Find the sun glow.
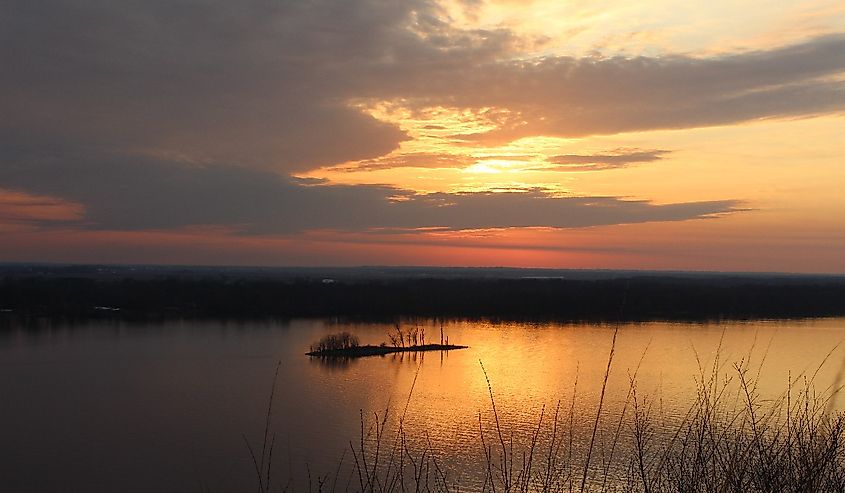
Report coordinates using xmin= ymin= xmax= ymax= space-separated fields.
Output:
xmin=433 ymin=0 xmax=845 ymax=57
xmin=300 ymin=101 xmax=583 ymax=193
xmin=5 ymin=0 xmax=844 ymax=271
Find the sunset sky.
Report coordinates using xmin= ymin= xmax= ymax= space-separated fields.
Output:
xmin=2 ymin=0 xmax=845 ymax=272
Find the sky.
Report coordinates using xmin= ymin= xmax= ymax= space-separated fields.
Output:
xmin=1 ymin=0 xmax=845 ymax=272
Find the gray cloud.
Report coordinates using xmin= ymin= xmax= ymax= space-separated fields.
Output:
xmin=2 ymin=1 xmax=844 ymax=175
xmin=0 ymin=0 xmax=508 ymax=172
xmin=0 ymin=0 xmax=837 ymax=238
xmin=540 ymin=149 xmax=670 ymax=171
xmin=0 ymin=150 xmax=741 ymax=233
xmin=436 ymin=35 xmax=845 ymax=142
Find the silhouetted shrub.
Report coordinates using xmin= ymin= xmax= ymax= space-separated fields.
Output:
xmin=312 ymin=331 xmax=359 ymax=352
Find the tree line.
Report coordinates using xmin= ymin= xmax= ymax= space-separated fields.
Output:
xmin=1 ymin=275 xmax=845 ymax=321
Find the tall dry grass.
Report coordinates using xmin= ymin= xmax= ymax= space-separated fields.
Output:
xmin=249 ymin=334 xmax=845 ymax=492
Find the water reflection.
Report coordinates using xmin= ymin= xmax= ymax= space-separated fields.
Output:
xmin=309 ymin=348 xmax=456 ymax=371
xmin=1 ymin=317 xmax=845 ymax=492
xmin=309 ymin=354 xmax=358 ymax=371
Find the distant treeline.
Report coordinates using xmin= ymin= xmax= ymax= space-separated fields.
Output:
xmin=2 ymin=274 xmax=845 ymax=322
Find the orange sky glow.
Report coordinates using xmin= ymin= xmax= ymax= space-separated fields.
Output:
xmin=2 ymin=0 xmax=845 ymax=272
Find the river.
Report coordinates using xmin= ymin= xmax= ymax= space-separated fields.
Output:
xmin=2 ymin=317 xmax=844 ymax=491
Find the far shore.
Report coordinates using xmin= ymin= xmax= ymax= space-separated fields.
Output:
xmin=306 ymin=343 xmax=468 ymax=358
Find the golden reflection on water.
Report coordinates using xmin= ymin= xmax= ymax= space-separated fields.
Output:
xmin=5 ymin=317 xmax=844 ymax=491
xmin=308 ymin=318 xmax=845 ymax=487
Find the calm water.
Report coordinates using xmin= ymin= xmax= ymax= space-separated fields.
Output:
xmin=2 ymin=317 xmax=845 ymax=491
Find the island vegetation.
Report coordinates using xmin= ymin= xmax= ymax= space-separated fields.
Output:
xmin=306 ymin=327 xmax=467 ymax=357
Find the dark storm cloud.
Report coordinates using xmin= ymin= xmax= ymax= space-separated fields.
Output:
xmin=540 ymin=149 xmax=670 ymax=171
xmin=0 ymin=150 xmax=740 ymax=233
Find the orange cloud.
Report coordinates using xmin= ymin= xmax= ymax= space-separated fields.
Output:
xmin=0 ymin=189 xmax=84 ymax=224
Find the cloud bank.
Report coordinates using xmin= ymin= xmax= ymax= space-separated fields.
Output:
xmin=2 ymin=0 xmax=841 ymax=237
xmin=0 ymin=150 xmax=740 ymax=233
xmin=3 ymin=1 xmax=844 ymax=171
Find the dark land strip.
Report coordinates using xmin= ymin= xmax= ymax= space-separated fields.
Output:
xmin=2 ymin=268 xmax=845 ymax=322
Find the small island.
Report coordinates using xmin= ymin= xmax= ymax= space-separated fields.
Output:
xmin=306 ymin=328 xmax=468 ymax=358
xmin=307 ymin=343 xmax=468 ymax=358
